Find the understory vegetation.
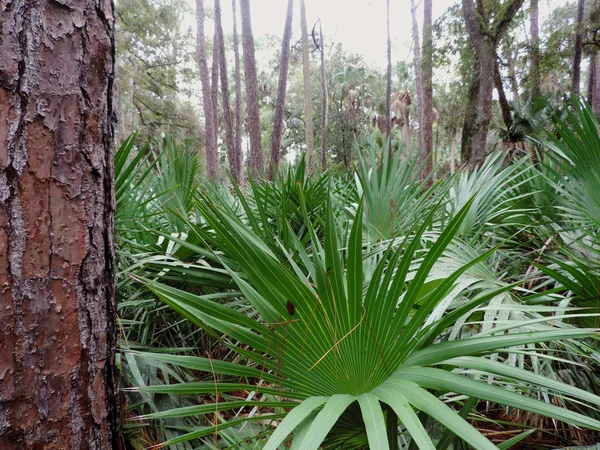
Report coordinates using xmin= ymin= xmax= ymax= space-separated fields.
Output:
xmin=115 ymin=101 xmax=600 ymax=449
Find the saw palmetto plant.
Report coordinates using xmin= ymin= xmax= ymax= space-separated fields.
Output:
xmin=125 ymin=183 xmax=600 ymax=449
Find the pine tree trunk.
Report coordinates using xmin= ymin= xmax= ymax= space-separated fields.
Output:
xmin=269 ymin=0 xmax=294 ymax=178
xmin=240 ymin=0 xmax=264 ymax=177
xmin=300 ymin=0 xmax=315 ymax=167
xmin=589 ymin=53 xmax=600 ymax=119
xmin=210 ymin=18 xmax=220 ymax=181
xmin=215 ymin=0 xmax=240 ymax=184
xmin=420 ymin=0 xmax=434 ymax=180
xmin=0 ymin=1 xmax=119 ymax=448
xmin=319 ymin=21 xmax=329 ymax=170
xmin=530 ymin=0 xmax=540 ymax=96
xmin=385 ymin=0 xmax=393 ymax=158
xmin=232 ymin=0 xmax=244 ymax=184
xmin=196 ymin=0 xmax=219 ymax=180
xmin=572 ymin=0 xmax=586 ymax=95
xmin=411 ymin=0 xmax=425 ymax=152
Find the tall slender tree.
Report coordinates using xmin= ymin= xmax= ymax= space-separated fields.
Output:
xmin=0 ymin=1 xmax=118 ymax=447
xmin=210 ymin=13 xmax=220 ymax=173
xmin=319 ymin=20 xmax=329 ymax=170
xmin=530 ymin=0 xmax=540 ymax=96
xmin=461 ymin=0 xmax=525 ymax=167
xmin=410 ymin=0 xmax=425 ymax=153
xmin=385 ymin=0 xmax=393 ymax=158
xmin=269 ymin=0 xmax=294 ymax=178
xmin=573 ymin=0 xmax=586 ymax=95
xmin=300 ymin=0 xmax=315 ymax=167
xmin=196 ymin=0 xmax=219 ymax=180
xmin=240 ymin=0 xmax=264 ymax=176
xmin=215 ymin=0 xmax=241 ymax=183
xmin=589 ymin=53 xmax=600 ymax=118
xmin=232 ymin=0 xmax=244 ymax=184
xmin=420 ymin=0 xmax=434 ymax=180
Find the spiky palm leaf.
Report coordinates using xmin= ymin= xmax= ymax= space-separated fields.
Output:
xmin=128 ymin=189 xmax=600 ymax=449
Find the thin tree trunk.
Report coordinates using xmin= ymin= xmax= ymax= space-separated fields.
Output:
xmin=495 ymin=61 xmax=513 ymax=130
xmin=300 ymin=0 xmax=315 ymax=167
xmin=504 ymin=40 xmax=520 ymax=103
xmin=320 ymin=20 xmax=329 ymax=170
xmin=211 ymin=18 xmax=220 ymax=179
xmin=0 ymin=1 xmax=118 ymax=448
xmin=573 ymin=0 xmax=586 ymax=95
xmin=450 ymin=134 xmax=457 ymax=174
xmin=410 ymin=0 xmax=425 ymax=152
xmin=420 ymin=0 xmax=434 ymax=181
xmin=215 ymin=0 xmax=240 ymax=184
xmin=196 ymin=0 xmax=219 ymax=180
xmin=461 ymin=69 xmax=480 ymax=162
xmin=269 ymin=0 xmax=294 ymax=178
xmin=232 ymin=0 xmax=244 ymax=184
xmin=385 ymin=0 xmax=393 ymax=158
xmin=530 ymin=0 xmax=540 ymax=96
xmin=240 ymin=0 xmax=264 ymax=176
xmin=589 ymin=53 xmax=600 ymax=118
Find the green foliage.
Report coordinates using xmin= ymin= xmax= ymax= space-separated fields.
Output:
xmin=116 ymin=127 xmax=600 ymax=448
xmin=115 ymin=0 xmax=201 ymax=144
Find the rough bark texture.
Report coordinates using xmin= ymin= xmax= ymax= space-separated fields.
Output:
xmin=589 ymin=53 xmax=600 ymax=118
xmin=210 ymin=17 xmax=220 ymax=181
xmin=300 ymin=0 xmax=315 ymax=168
xmin=530 ymin=0 xmax=540 ymax=96
xmin=461 ymin=0 xmax=525 ymax=167
xmin=232 ymin=0 xmax=244 ymax=185
xmin=385 ymin=0 xmax=392 ymax=158
xmin=269 ymin=0 xmax=294 ymax=178
xmin=240 ymin=0 xmax=263 ymax=177
xmin=410 ymin=0 xmax=424 ymax=153
xmin=572 ymin=0 xmax=586 ymax=95
xmin=0 ymin=1 xmax=118 ymax=449
xmin=215 ymin=0 xmax=240 ymax=184
xmin=319 ymin=20 xmax=328 ymax=171
xmin=195 ymin=0 xmax=218 ymax=180
xmin=420 ymin=0 xmax=434 ymax=181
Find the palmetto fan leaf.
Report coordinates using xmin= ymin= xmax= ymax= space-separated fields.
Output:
xmin=133 ymin=189 xmax=600 ymax=449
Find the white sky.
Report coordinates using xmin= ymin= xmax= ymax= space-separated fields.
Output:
xmin=190 ymin=0 xmax=566 ymax=70
xmin=192 ymin=0 xmax=457 ymax=69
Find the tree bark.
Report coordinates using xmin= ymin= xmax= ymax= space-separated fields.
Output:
xmin=232 ymin=0 xmax=244 ymax=184
xmin=215 ymin=0 xmax=240 ymax=184
xmin=300 ymin=0 xmax=315 ymax=167
xmin=385 ymin=0 xmax=393 ymax=158
xmin=572 ymin=0 xmax=586 ymax=96
xmin=530 ymin=0 xmax=540 ymax=96
xmin=319 ymin=20 xmax=329 ymax=170
xmin=269 ymin=0 xmax=294 ymax=178
xmin=495 ymin=60 xmax=513 ymax=130
xmin=210 ymin=14 xmax=220 ymax=180
xmin=461 ymin=0 xmax=525 ymax=167
xmin=589 ymin=52 xmax=600 ymax=118
xmin=240 ymin=0 xmax=264 ymax=177
xmin=411 ymin=0 xmax=425 ymax=153
xmin=0 ymin=1 xmax=118 ymax=448
xmin=196 ymin=0 xmax=219 ymax=180
xmin=420 ymin=0 xmax=434 ymax=181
